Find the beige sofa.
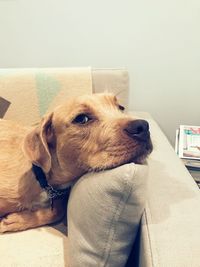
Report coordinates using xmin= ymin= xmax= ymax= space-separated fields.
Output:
xmin=127 ymin=112 xmax=200 ymax=267
xmin=1 ymin=68 xmax=200 ymax=267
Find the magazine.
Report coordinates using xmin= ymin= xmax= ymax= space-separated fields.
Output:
xmin=176 ymin=125 xmax=200 ymax=169
xmin=179 ymin=125 xmax=200 ymax=160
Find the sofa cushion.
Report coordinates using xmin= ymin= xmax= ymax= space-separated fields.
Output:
xmin=67 ymin=163 xmax=148 ymax=267
xmin=0 ymin=227 xmax=70 ymax=267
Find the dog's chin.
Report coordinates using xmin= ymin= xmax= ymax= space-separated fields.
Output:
xmin=132 ymin=139 xmax=153 ymax=163
xmin=129 ymin=154 xmax=148 ymax=165
xmin=91 ymin=148 xmax=152 ymax=172
xmin=123 ymin=150 xmax=150 ymax=166
xmin=88 ymin=140 xmax=153 ymax=172
xmin=121 ymin=140 xmax=153 ymax=166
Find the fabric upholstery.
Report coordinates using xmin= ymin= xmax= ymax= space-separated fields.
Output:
xmin=2 ymin=68 xmax=200 ymax=267
xmin=92 ymin=68 xmax=129 ymax=108
xmin=0 ymin=227 xmax=70 ymax=267
xmin=67 ymin=163 xmax=149 ymax=267
xmin=129 ymin=112 xmax=200 ymax=267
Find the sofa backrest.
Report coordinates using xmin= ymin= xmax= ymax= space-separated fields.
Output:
xmin=0 ymin=68 xmax=129 ymax=125
xmin=92 ymin=68 xmax=129 ymax=108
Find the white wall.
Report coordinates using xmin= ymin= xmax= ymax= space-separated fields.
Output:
xmin=0 ymin=0 xmax=200 ymax=145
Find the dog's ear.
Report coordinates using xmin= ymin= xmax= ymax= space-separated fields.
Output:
xmin=24 ymin=113 xmax=54 ymax=173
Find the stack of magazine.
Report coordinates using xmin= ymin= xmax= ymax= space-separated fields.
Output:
xmin=175 ymin=125 xmax=200 ymax=171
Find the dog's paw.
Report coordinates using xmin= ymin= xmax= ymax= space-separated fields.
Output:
xmin=0 ymin=213 xmax=27 ymax=233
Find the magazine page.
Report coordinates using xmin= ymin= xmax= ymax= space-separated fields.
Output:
xmin=179 ymin=125 xmax=200 ymax=160
xmin=175 ymin=129 xmax=179 ymax=154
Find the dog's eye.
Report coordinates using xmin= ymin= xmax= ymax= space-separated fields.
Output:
xmin=72 ymin=114 xmax=91 ymax=124
xmin=118 ymin=105 xmax=125 ymax=111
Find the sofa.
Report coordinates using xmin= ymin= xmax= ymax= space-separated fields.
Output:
xmin=0 ymin=68 xmax=200 ymax=267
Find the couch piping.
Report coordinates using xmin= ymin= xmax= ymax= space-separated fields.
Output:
xmin=143 ymin=203 xmax=160 ymax=267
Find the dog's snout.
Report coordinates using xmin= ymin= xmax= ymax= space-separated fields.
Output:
xmin=124 ymin=119 xmax=150 ymax=141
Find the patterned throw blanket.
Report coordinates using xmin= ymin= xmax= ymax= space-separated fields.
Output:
xmin=0 ymin=67 xmax=92 ymax=125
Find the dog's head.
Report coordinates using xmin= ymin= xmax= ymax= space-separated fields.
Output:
xmin=24 ymin=93 xmax=152 ymax=183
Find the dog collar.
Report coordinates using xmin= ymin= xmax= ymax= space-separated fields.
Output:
xmin=32 ymin=164 xmax=71 ymax=209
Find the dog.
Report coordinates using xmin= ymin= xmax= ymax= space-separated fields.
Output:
xmin=0 ymin=93 xmax=152 ymax=233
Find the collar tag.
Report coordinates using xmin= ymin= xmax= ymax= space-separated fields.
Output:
xmin=32 ymin=164 xmax=70 ymax=209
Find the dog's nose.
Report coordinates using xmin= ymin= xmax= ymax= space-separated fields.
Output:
xmin=124 ymin=119 xmax=150 ymax=141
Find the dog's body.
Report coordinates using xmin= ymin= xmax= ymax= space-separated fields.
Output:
xmin=0 ymin=121 xmax=62 ymax=232
xmin=0 ymin=93 xmax=152 ymax=233
xmin=0 ymin=120 xmax=33 ymax=214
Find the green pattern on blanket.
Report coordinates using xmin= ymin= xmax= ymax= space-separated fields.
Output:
xmin=35 ymin=72 xmax=61 ymax=116
xmin=0 ymin=68 xmax=92 ymax=125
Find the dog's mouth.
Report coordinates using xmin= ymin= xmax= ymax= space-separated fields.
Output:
xmin=130 ymin=138 xmax=153 ymax=164
xmin=90 ymin=138 xmax=153 ymax=172
xmin=123 ymin=139 xmax=153 ymax=166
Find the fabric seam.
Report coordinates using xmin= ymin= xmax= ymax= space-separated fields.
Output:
xmin=143 ymin=208 xmax=155 ymax=267
xmin=100 ymin=165 xmax=136 ymax=267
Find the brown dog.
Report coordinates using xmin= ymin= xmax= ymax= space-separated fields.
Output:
xmin=0 ymin=93 xmax=152 ymax=233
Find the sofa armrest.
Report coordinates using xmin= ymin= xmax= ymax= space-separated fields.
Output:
xmin=127 ymin=111 xmax=200 ymax=267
